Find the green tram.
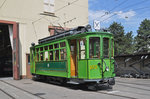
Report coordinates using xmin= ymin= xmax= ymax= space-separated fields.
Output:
xmin=30 ymin=25 xmax=115 ymax=88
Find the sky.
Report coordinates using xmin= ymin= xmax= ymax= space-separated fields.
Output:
xmin=88 ymin=0 xmax=150 ymax=36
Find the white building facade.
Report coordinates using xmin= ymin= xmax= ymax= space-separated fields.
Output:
xmin=0 ymin=0 xmax=88 ymax=79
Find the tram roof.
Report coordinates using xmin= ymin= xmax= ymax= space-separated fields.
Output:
xmin=37 ymin=32 xmax=112 ymax=45
xmin=32 ymin=25 xmax=113 ymax=47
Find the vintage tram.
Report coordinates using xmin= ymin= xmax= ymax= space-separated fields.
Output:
xmin=30 ymin=25 xmax=115 ymax=89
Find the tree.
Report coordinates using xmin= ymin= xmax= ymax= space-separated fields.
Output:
xmin=109 ymin=22 xmax=126 ymax=55
xmin=135 ymin=19 xmax=150 ymax=53
xmin=124 ymin=31 xmax=134 ymax=54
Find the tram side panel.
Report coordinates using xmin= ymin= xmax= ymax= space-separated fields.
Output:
xmin=35 ymin=61 xmax=68 ymax=77
xmin=30 ymin=41 xmax=69 ymax=78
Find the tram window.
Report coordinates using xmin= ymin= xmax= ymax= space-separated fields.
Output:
xmin=36 ymin=53 xmax=39 ymax=62
xmin=103 ymin=38 xmax=109 ymax=58
xmin=49 ymin=45 xmax=53 ymax=50
xmin=31 ymin=50 xmax=34 ymax=62
xmin=111 ymin=39 xmax=114 ymax=57
xmin=60 ymin=42 xmax=66 ymax=47
xmin=45 ymin=51 xmax=48 ymax=61
xmin=54 ymin=43 xmax=59 ymax=49
xmin=44 ymin=46 xmax=48 ymax=51
xmin=40 ymin=52 xmax=44 ymax=61
xmin=71 ymin=45 xmax=74 ymax=52
xmin=49 ymin=51 xmax=53 ymax=60
xmin=60 ymin=49 xmax=66 ymax=60
xmin=40 ymin=47 xmax=43 ymax=51
xmin=36 ymin=48 xmax=39 ymax=53
xmin=79 ymin=39 xmax=86 ymax=59
xmin=55 ymin=50 xmax=59 ymax=60
xmin=89 ymin=37 xmax=100 ymax=59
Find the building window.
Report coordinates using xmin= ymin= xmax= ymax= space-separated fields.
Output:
xmin=44 ymin=0 xmax=55 ymax=13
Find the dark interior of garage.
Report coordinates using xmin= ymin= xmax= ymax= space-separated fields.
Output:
xmin=0 ymin=24 xmax=13 ymax=77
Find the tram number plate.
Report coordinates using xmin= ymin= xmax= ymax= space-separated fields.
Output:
xmin=90 ymin=65 xmax=98 ymax=70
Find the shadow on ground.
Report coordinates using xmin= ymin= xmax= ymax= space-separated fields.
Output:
xmin=33 ymin=79 xmax=113 ymax=91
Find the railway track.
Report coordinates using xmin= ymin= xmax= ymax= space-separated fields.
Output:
xmin=0 ymin=87 xmax=15 ymax=99
xmin=0 ymin=79 xmax=146 ymax=99
xmin=65 ymin=83 xmax=137 ymax=99
xmin=97 ymin=91 xmax=137 ymax=99
xmin=0 ymin=80 xmax=45 ymax=99
xmin=116 ymin=81 xmax=150 ymax=92
xmin=117 ymin=81 xmax=150 ymax=87
xmin=117 ymin=83 xmax=150 ymax=92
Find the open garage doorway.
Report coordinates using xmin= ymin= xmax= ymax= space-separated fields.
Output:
xmin=0 ymin=20 xmax=19 ymax=80
xmin=0 ymin=24 xmax=13 ymax=77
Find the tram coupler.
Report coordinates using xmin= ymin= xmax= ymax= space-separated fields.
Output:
xmin=98 ymin=77 xmax=115 ymax=86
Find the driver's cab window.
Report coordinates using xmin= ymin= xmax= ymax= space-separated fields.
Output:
xmin=89 ymin=37 xmax=100 ymax=59
xmin=111 ymin=39 xmax=114 ymax=58
xmin=103 ymin=37 xmax=109 ymax=58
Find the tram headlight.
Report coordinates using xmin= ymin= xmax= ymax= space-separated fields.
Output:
xmin=106 ymin=66 xmax=109 ymax=71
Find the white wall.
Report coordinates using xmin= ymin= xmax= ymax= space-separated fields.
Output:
xmin=0 ymin=0 xmax=88 ymax=76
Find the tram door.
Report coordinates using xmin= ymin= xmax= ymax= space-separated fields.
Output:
xmin=70 ymin=40 xmax=77 ymax=77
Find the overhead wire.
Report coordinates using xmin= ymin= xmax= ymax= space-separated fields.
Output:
xmin=98 ymin=0 xmax=128 ymax=19
xmin=101 ymin=14 xmax=117 ymax=22
xmin=55 ymin=0 xmax=79 ymax=12
xmin=101 ymin=0 xmax=150 ymax=22
xmin=130 ymin=6 xmax=150 ymax=11
xmin=109 ymin=0 xmax=129 ymax=12
xmin=101 ymin=5 xmax=150 ymax=22
xmin=0 ymin=0 xmax=7 ymax=9
xmin=32 ymin=22 xmax=38 ymax=39
xmin=120 ymin=0 xmax=149 ymax=11
xmin=58 ymin=0 xmax=88 ymax=8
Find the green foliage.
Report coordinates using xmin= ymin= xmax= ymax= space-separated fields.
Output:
xmin=109 ymin=22 xmax=134 ymax=55
xmin=134 ymin=19 xmax=150 ymax=53
xmin=124 ymin=31 xmax=135 ymax=54
xmin=108 ymin=19 xmax=150 ymax=56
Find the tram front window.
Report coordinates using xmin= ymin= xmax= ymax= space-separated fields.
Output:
xmin=89 ymin=37 xmax=100 ymax=59
xmin=111 ymin=39 xmax=114 ymax=57
xmin=103 ymin=38 xmax=109 ymax=58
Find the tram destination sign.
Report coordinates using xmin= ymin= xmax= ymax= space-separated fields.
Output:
xmin=93 ymin=20 xmax=100 ymax=30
